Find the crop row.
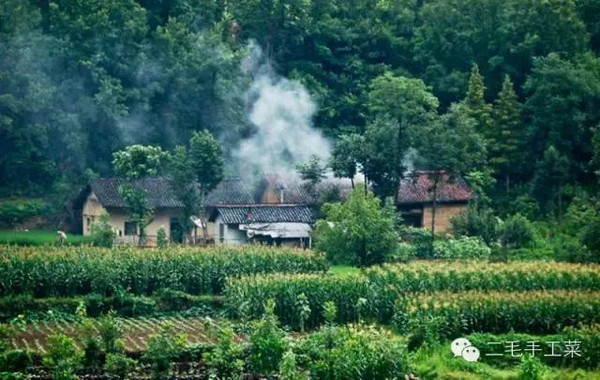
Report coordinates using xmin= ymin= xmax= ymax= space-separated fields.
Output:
xmin=0 ymin=245 xmax=328 ymax=297
xmin=394 ymin=290 xmax=600 ymax=337
xmin=225 ymin=261 xmax=600 ymax=329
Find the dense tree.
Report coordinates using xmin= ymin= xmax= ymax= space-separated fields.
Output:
xmin=330 ymin=134 xmax=365 ymax=188
xmin=490 ymin=75 xmax=524 ymax=192
xmin=463 ymin=65 xmax=493 ymax=138
xmin=315 ymin=186 xmax=398 ymax=267
xmin=112 ymin=145 xmax=167 ymax=244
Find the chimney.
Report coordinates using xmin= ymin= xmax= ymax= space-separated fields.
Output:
xmin=279 ymin=188 xmax=284 ymax=203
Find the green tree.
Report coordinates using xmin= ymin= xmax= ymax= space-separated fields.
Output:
xmin=366 ymin=73 xmax=439 ymax=197
xmin=112 ymin=145 xmax=167 ymax=245
xmin=532 ymin=146 xmax=570 ymax=218
xmin=491 ymin=75 xmax=524 ymax=193
xmin=296 ymin=155 xmax=327 ymax=196
xmin=412 ymin=104 xmax=487 ymax=249
xmin=171 ymin=130 xmax=224 ymax=243
xmin=463 ymin=64 xmax=493 ymax=138
xmin=315 ymin=186 xmax=398 ymax=267
xmin=330 ymin=134 xmax=365 ymax=189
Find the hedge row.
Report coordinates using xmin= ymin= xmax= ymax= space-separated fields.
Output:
xmin=0 ymin=246 xmax=328 ymax=297
xmin=0 ymin=291 xmax=222 ymax=321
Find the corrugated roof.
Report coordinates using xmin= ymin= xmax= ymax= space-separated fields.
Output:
xmin=215 ymin=205 xmax=315 ymax=224
xmin=87 ymin=178 xmax=254 ymax=209
xmin=397 ymin=171 xmax=473 ymax=204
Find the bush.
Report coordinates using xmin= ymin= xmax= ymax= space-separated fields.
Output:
xmin=156 ymin=226 xmax=167 ymax=248
xmin=432 ymin=236 xmax=491 ymax=259
xmin=203 ymin=326 xmax=244 ymax=379
xmin=297 ymin=324 xmax=410 ymax=379
xmin=143 ymin=326 xmax=187 ymax=377
xmin=399 ymin=227 xmax=433 ymax=259
xmin=451 ymin=204 xmax=499 ymax=245
xmin=315 ymin=187 xmax=398 ymax=267
xmin=0 ymin=199 xmax=47 ymax=228
xmin=90 ymin=213 xmax=115 ymax=248
xmin=499 ymin=213 xmax=535 ymax=249
xmin=104 ymin=353 xmax=137 ymax=377
xmin=247 ymin=300 xmax=286 ymax=374
xmin=43 ymin=334 xmax=82 ymax=379
xmin=0 ymin=245 xmax=328 ymax=297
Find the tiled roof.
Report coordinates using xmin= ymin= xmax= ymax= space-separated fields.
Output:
xmin=204 ymin=178 xmax=255 ymax=206
xmin=90 ymin=178 xmax=182 ymax=208
xmin=87 ymin=178 xmax=254 ymax=209
xmin=215 ymin=205 xmax=315 ymax=224
xmin=397 ymin=171 xmax=473 ymax=204
xmin=260 ymin=174 xmax=355 ymax=204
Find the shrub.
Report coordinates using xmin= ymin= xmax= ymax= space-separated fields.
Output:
xmin=43 ymin=334 xmax=82 ymax=379
xmin=143 ymin=326 xmax=187 ymax=378
xmin=451 ymin=204 xmax=499 ymax=245
xmin=432 ymin=236 xmax=491 ymax=259
xmin=499 ymin=214 xmax=535 ymax=249
xmin=247 ymin=300 xmax=286 ymax=374
xmin=156 ymin=226 xmax=167 ymax=248
xmin=90 ymin=213 xmax=115 ymax=248
xmin=0 ymin=198 xmax=47 ymax=228
xmin=399 ymin=227 xmax=433 ymax=259
xmin=0 ymin=350 xmax=34 ymax=372
xmin=203 ymin=326 xmax=244 ymax=379
xmin=315 ymin=187 xmax=398 ymax=267
xmin=297 ymin=324 xmax=410 ymax=379
xmin=104 ymin=352 xmax=137 ymax=377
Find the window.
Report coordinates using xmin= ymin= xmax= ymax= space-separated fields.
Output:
xmin=124 ymin=221 xmax=137 ymax=236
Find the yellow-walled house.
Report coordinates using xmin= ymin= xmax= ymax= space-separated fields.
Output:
xmin=397 ymin=171 xmax=474 ymax=234
xmin=75 ymin=178 xmax=254 ymax=245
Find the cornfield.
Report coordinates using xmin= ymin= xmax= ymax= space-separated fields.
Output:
xmin=225 ymin=261 xmax=600 ymax=330
xmin=0 ymin=245 xmax=328 ymax=297
xmin=394 ymin=290 xmax=600 ymax=337
xmin=224 ymin=273 xmax=371 ymax=328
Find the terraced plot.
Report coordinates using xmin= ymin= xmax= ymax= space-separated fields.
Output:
xmin=9 ymin=316 xmax=217 ymax=353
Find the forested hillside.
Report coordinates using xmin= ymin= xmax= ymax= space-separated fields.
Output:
xmin=1 ymin=0 xmax=599 ymax=228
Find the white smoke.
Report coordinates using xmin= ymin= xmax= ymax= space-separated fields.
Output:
xmin=236 ymin=43 xmax=331 ymax=179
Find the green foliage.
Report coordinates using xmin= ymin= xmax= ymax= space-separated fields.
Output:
xmin=296 ymin=155 xmax=327 ymax=195
xmin=330 ymin=134 xmax=364 ymax=185
xmin=90 ymin=213 xmax=115 ymax=248
xmin=43 ymin=334 xmax=82 ymax=379
xmin=499 ymin=214 xmax=535 ymax=249
xmin=0 ymin=245 xmax=328 ymax=297
xmin=463 ymin=64 xmax=493 ymax=137
xmin=451 ymin=204 xmax=500 ymax=245
xmin=104 ymin=352 xmax=137 ymax=378
xmin=203 ymin=326 xmax=244 ymax=380
xmin=279 ymin=349 xmax=304 ymax=380
xmin=112 ymin=145 xmax=167 ymax=181
xmin=315 ymin=186 xmax=398 ymax=267
xmin=225 ymin=274 xmax=371 ymax=329
xmin=298 ymin=324 xmax=411 ymax=379
xmin=143 ymin=326 xmax=187 ymax=377
xmin=394 ymin=290 xmax=600 ymax=338
xmin=248 ymin=300 xmax=286 ymax=374
xmin=0 ymin=199 xmax=47 ymax=227
xmin=188 ymin=130 xmax=224 ymax=195
xmin=518 ymin=355 xmax=546 ymax=380
xmin=0 ymin=230 xmax=91 ymax=246
xmin=432 ymin=236 xmax=491 ymax=259
xmin=156 ymin=226 xmax=167 ymax=248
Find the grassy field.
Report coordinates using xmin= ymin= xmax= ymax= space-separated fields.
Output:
xmin=0 ymin=230 xmax=92 ymax=246
xmin=329 ymin=265 xmax=362 ymax=276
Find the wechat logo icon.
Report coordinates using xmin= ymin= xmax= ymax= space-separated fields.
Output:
xmin=451 ymin=338 xmax=480 ymax=362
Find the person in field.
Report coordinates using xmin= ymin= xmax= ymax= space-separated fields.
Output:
xmin=57 ymin=230 xmax=67 ymax=247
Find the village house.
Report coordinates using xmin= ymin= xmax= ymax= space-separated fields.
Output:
xmin=396 ymin=171 xmax=474 ymax=233
xmin=208 ymin=204 xmax=315 ymax=247
xmin=75 ymin=177 xmax=253 ymax=244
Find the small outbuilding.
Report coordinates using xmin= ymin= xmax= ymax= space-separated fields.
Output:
xmin=397 ymin=171 xmax=474 ymax=234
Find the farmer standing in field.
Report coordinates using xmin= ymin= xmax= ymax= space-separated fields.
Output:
xmin=57 ymin=230 xmax=67 ymax=247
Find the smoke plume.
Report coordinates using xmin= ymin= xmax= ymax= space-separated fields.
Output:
xmin=236 ymin=43 xmax=331 ymax=180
